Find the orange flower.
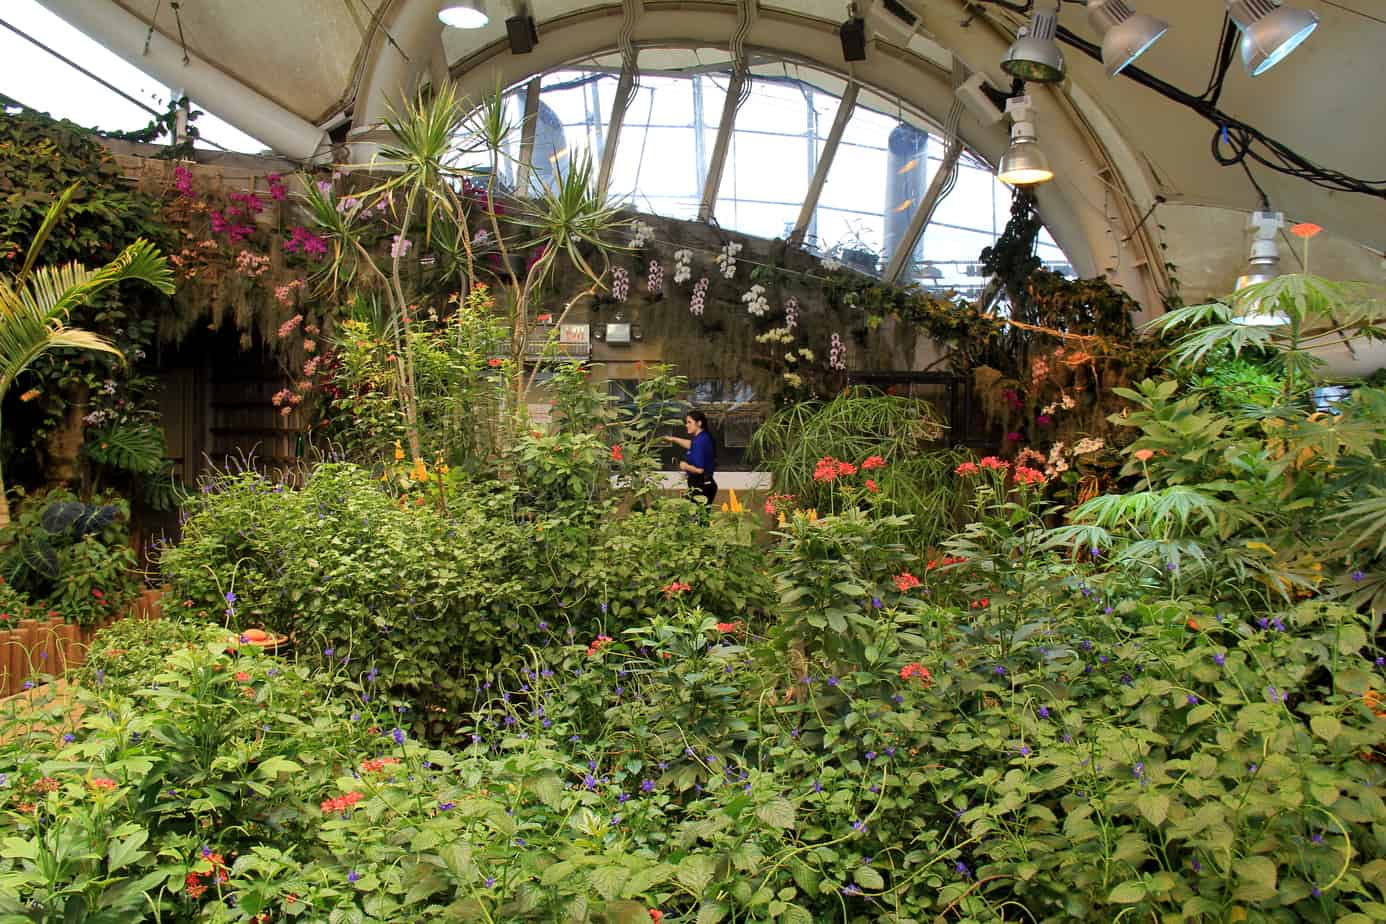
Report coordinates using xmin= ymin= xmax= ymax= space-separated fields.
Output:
xmin=649 ymin=912 xmax=664 ymax=923
xmin=861 ymin=455 xmax=886 ymax=471
xmin=89 ymin=777 xmax=117 ymax=791
xmin=865 ymin=479 xmax=879 ymax=493
xmin=611 ymin=444 xmax=624 ymax=462
xmin=1289 ymin=222 xmax=1322 ymax=239
xmin=1186 ymin=617 xmax=1200 ymax=632
xmin=235 ymin=672 xmax=251 ymax=682
xmin=893 ymin=572 xmax=921 ymax=592
xmin=714 ymin=621 xmax=742 ymax=633
xmin=586 ymin=635 xmax=614 ymax=657
xmin=1013 ymin=466 xmax=1046 ymax=486
xmin=978 ymin=456 xmax=1009 ymax=471
xmin=662 ymin=581 xmax=692 ymax=596
xmin=1133 ymin=449 xmax=1155 ymax=462
xmin=954 ymin=461 xmax=979 ymax=476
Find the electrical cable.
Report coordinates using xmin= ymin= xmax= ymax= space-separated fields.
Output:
xmin=1053 ymin=24 xmax=1386 ymax=200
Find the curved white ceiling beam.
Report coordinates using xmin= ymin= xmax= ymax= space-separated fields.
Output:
xmin=37 ymin=0 xmax=329 ymax=160
xmin=417 ymin=2 xmax=1165 ymax=313
xmin=351 ymin=0 xmax=449 ymax=161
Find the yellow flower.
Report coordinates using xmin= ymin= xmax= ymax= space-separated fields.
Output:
xmin=411 ymin=458 xmax=428 ymax=482
xmin=726 ymin=489 xmax=743 ymax=513
xmin=807 ymin=509 xmax=819 ymax=523
xmin=438 ymin=464 xmax=450 ymax=475
xmin=777 ymin=512 xmax=787 ymax=527
xmin=393 ymin=440 xmax=405 ymax=461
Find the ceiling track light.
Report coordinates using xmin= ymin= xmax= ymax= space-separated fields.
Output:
xmin=997 ymin=95 xmax=1054 ymax=187
xmin=1226 ymin=0 xmax=1319 ymax=76
xmin=1232 ymin=210 xmax=1289 ymax=325
xmin=438 ymin=0 xmax=489 ymax=29
xmin=1002 ymin=7 xmax=1065 ymax=83
xmin=1086 ymin=0 xmax=1169 ymax=78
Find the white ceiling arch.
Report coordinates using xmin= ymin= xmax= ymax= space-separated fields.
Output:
xmin=352 ymin=0 xmax=1168 ymax=313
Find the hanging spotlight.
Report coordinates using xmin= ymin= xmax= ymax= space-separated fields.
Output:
xmin=1231 ymin=210 xmax=1289 ymax=325
xmin=1002 ymin=7 xmax=1065 ymax=83
xmin=1227 ymin=0 xmax=1319 ymax=76
xmin=1086 ymin=0 xmax=1169 ymax=78
xmin=438 ymin=0 xmax=488 ymax=29
xmin=997 ymin=95 xmax=1053 ymax=187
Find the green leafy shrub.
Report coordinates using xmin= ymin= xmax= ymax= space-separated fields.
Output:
xmin=159 ymin=462 xmax=772 ymax=735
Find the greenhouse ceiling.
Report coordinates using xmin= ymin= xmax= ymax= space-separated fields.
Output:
xmin=13 ymin=0 xmax=1386 ymax=311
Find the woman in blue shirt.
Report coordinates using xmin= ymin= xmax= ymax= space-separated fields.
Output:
xmin=664 ymin=410 xmax=717 ymax=506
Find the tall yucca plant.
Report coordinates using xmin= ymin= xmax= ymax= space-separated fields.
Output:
xmin=0 ymin=186 xmax=174 ymax=526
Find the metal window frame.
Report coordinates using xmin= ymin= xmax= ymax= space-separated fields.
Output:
xmin=788 ymin=81 xmax=858 ymax=247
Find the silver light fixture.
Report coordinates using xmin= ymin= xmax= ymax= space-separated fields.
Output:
xmin=1226 ymin=0 xmax=1319 ymax=76
xmin=1232 ymin=210 xmax=1289 ymax=325
xmin=438 ymin=0 xmax=489 ymax=29
xmin=997 ymin=96 xmax=1054 ymax=187
xmin=1002 ymin=7 xmax=1065 ymax=83
xmin=1087 ymin=0 xmax=1169 ymax=77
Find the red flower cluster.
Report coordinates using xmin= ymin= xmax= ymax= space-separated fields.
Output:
xmin=763 ymin=492 xmax=796 ymax=515
xmin=926 ymin=556 xmax=967 ymax=571
xmin=861 ymin=455 xmax=886 ymax=471
xmin=954 ymin=461 xmax=979 ymax=476
xmin=979 ymin=456 xmax=1009 ymax=470
xmin=969 ymin=598 xmax=990 ymax=609
xmin=360 ymin=757 xmax=400 ymax=774
xmin=33 ymin=776 xmax=59 ymax=794
xmin=864 ymin=479 xmax=879 ymax=493
xmin=611 ymin=444 xmax=624 ymax=462
xmin=1013 ymin=466 xmax=1046 ymax=486
xmin=893 ymin=572 xmax=921 ymax=592
xmin=587 ymin=635 xmax=614 ymax=657
xmin=899 ymin=662 xmax=933 ymax=685
xmin=89 ymin=777 xmax=117 ymax=791
xmin=714 ymin=621 xmax=742 ymax=633
xmin=321 ymin=790 xmax=365 ymax=813
xmin=662 ymin=581 xmax=692 ymax=597
xmin=813 ymin=456 xmax=858 ymax=482
xmin=185 ymin=851 xmax=229 ymax=899
xmin=234 ymin=672 xmax=251 ymax=682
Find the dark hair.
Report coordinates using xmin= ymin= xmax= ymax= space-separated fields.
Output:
xmin=685 ymin=409 xmax=710 ymax=432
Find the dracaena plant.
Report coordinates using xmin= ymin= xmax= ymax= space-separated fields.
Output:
xmin=0 ymin=186 xmax=173 ymax=527
xmin=300 ymin=83 xmax=627 ymax=461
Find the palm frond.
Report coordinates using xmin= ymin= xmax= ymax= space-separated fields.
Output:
xmin=18 ymin=183 xmax=78 ymax=282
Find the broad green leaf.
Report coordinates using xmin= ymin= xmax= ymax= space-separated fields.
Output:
xmin=756 ymin=798 xmax=796 ymax=830
xmin=1233 ymin=856 xmax=1277 ymax=902
xmin=854 ymin=867 xmax=885 ymax=891
xmin=591 ymin=865 xmax=626 ymax=901
xmin=1107 ymin=881 xmax=1147 ymax=904
xmin=1311 ymin=715 xmax=1343 ymax=742
xmin=1136 ymin=792 xmax=1169 ymax=827
xmin=678 ymin=854 xmax=717 ymax=894
xmin=107 ymin=829 xmax=148 ymax=871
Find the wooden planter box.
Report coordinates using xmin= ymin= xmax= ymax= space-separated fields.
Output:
xmin=0 ymin=588 xmax=163 ymax=698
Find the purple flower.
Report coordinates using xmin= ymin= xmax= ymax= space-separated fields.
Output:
xmin=63 ymin=733 xmax=74 ymax=743
xmin=583 ymin=774 xmax=597 ymax=790
xmin=955 ymin=861 xmax=971 ymax=879
xmin=1191 ymin=859 xmax=1201 ymax=873
xmin=871 ymin=597 xmax=883 ymax=609
xmin=865 ymin=751 xmax=876 ymax=761
xmin=439 ymin=801 xmax=455 ymax=811
xmin=813 ymin=780 xmax=824 ymax=793
xmin=842 ymin=884 xmax=862 ymax=896
xmin=828 ymin=676 xmax=839 ymax=687
xmin=348 ymin=871 xmax=361 ymax=883
xmin=485 ymin=876 xmax=496 ymax=888
xmin=1038 ymin=706 xmax=1050 ymax=718
xmin=538 ymin=621 xmax=549 ymax=631
xmin=641 ymin=779 xmax=654 ymax=792
xmin=1018 ymin=745 xmax=1031 ymax=756
xmin=994 ymin=665 xmax=1006 ymax=676
xmin=1352 ymin=570 xmax=1366 ymax=582
xmin=1213 ymin=652 xmax=1226 ymax=667
xmin=1311 ymin=832 xmax=1324 ymax=845
xmin=618 ymin=792 xmax=630 ymax=804
xmin=1186 ymin=694 xmax=1199 ymax=705
xmin=324 ymin=647 xmax=336 ymax=657
xmin=1132 ymin=762 xmax=1144 ymax=779
xmin=885 ymin=746 xmax=896 ymax=756
xmin=392 ymin=728 xmax=405 ymax=745
xmin=852 ymin=819 xmax=867 ymax=833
